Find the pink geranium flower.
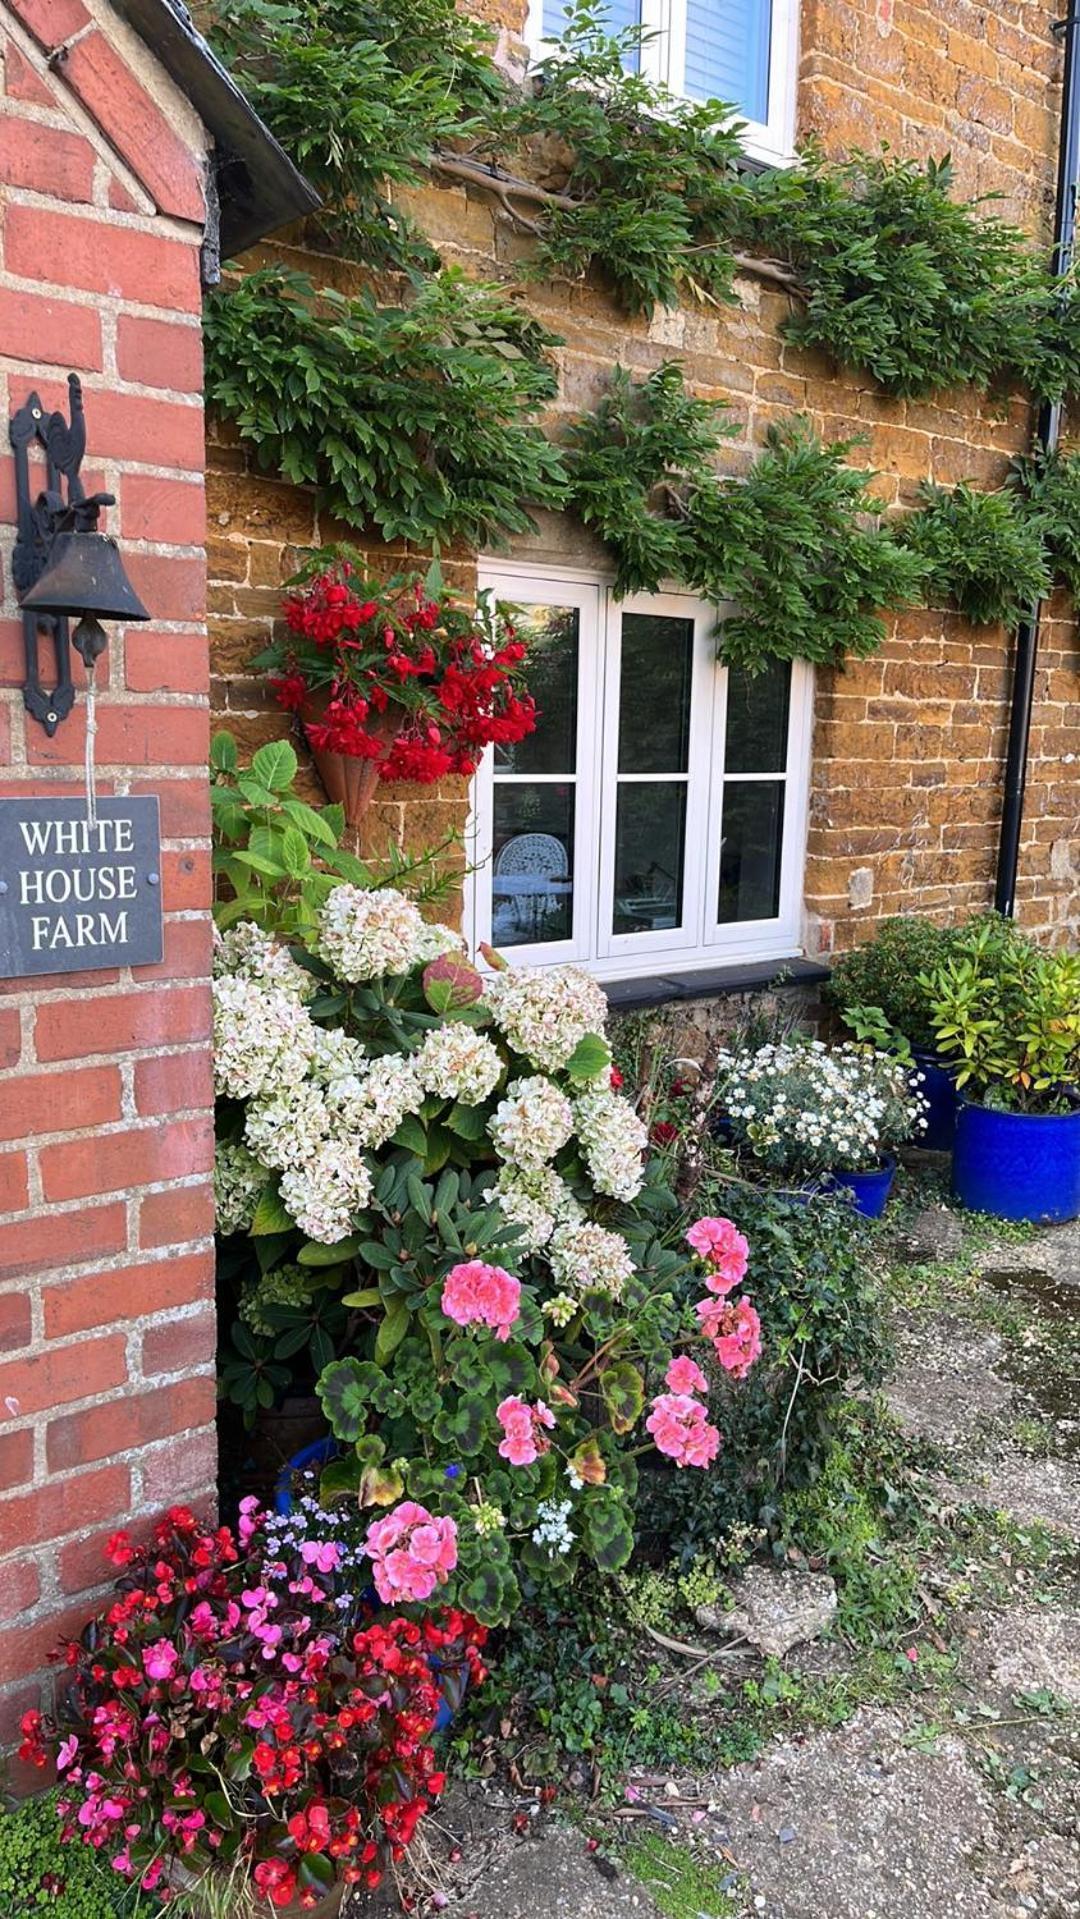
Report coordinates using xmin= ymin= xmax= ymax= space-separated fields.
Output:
xmin=685 ymin=1216 xmax=749 ymax=1294
xmin=440 ymin=1260 xmax=521 ymax=1342
xmin=496 ymin=1395 xmax=556 ymax=1466
xmin=645 ymin=1393 xmax=721 ymax=1469
xmin=665 ymin=1354 xmax=709 ymax=1397
xmin=364 ymin=1501 xmax=458 ymax=1605
xmin=696 ymin=1294 xmax=762 ymax=1379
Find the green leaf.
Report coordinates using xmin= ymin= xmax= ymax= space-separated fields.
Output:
xmin=251 ymin=1184 xmax=295 ymax=1236
xmin=210 ymin=730 xmax=238 ymax=773
xmin=564 ymin=1032 xmax=612 ymax=1082
xmin=281 ymin=797 xmax=339 ymax=846
xmin=374 ymin=1296 xmax=411 ymax=1364
xmin=280 ymin=826 xmax=311 ymax=876
xmin=445 ymin=1101 xmax=489 ymax=1141
xmin=340 ymin=1286 xmax=383 ymax=1308
xmin=251 ymin=739 xmax=299 ymax=791
xmin=392 ymin=1115 xmax=428 ymax=1158
xmin=297 ymin=1235 xmax=366 ymax=1266
xmin=600 ymin=1359 xmax=645 ymax=1434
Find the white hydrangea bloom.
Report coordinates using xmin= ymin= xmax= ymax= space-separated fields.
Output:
xmin=316 ymin=885 xmax=429 ymax=982
xmin=279 ymin=1140 xmax=372 ymax=1243
xmin=309 ymin=1028 xmax=367 ymax=1085
xmin=414 ymin=1025 xmax=504 ymax=1107
xmin=548 ymin=1219 xmax=635 ymax=1300
xmin=414 ymin=921 xmax=466 ymax=964
xmin=327 ymin=1053 xmax=424 ymax=1149
xmin=212 ymin=975 xmax=318 ymax=1102
xmin=214 ymin=1140 xmax=265 ymax=1236
xmin=213 ymin=920 xmax=315 ymax=1000
xmin=245 ymin=1081 xmax=332 ymax=1173
xmin=573 ymin=1085 xmax=648 ymax=1201
xmin=485 ymin=965 xmax=609 ymax=1073
xmin=488 ymin=1075 xmax=574 ymax=1172
xmin=485 ymin=1165 xmax=582 ymax=1254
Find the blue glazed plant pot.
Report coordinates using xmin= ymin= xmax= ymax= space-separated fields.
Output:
xmin=952 ymin=1099 xmax=1080 ymax=1223
xmin=911 ymin=1049 xmax=958 ymax=1152
xmin=274 ymin=1437 xmax=457 ymax=1732
xmin=828 ymin=1156 xmax=897 ymax=1219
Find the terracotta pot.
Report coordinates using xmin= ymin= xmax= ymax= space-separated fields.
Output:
xmin=301 ymin=692 xmax=402 ymax=827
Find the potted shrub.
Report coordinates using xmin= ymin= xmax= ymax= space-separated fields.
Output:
xmin=254 ymin=554 xmax=537 ymax=826
xmin=825 ymin=915 xmax=961 ymax=1149
xmin=713 ymin=1037 xmax=927 ymax=1216
xmin=18 ymin=1503 xmax=486 ymax=1916
xmin=923 ymin=919 xmax=1080 ymax=1222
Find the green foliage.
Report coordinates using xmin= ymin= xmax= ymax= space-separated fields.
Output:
xmin=622 ymin=1832 xmax=741 ymax=1918
xmin=499 ymin=4 xmax=747 ymax=316
xmin=897 ymin=481 xmax=1051 ymax=628
xmin=0 ymin=1792 xmax=154 ymax=1917
xmin=691 ymin=418 xmax=926 ymax=669
xmin=635 ymin=1184 xmax=891 ymax=1563
xmin=206 ymin=0 xmax=501 ymax=272
xmin=565 ymin=375 xmax=925 ymax=668
xmin=202 ymin=267 xmax=567 ymax=549
xmin=563 ymin=362 xmax=732 ymax=596
xmin=746 ymin=149 xmax=1080 ymax=401
xmin=826 ymin=915 xmax=962 ymax=1054
xmin=1010 ymin=446 xmax=1080 ymax=598
xmin=921 ymin=916 xmax=1080 ymax=1112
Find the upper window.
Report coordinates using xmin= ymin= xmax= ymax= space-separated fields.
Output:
xmin=466 ymin=567 xmax=812 ymax=980
xmin=528 ymin=0 xmax=799 ymax=168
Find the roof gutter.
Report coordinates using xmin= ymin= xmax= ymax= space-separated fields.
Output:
xmin=995 ymin=9 xmax=1080 ymax=915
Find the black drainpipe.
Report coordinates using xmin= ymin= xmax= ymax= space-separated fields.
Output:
xmin=994 ymin=8 xmax=1080 ymax=916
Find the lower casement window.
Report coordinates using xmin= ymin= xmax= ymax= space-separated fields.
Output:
xmin=466 ymin=565 xmax=813 ymax=981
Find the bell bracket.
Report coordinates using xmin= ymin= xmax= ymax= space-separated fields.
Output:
xmin=9 ymin=373 xmax=114 ymax=737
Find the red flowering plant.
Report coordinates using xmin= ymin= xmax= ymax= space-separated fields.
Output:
xmin=255 ymin=552 xmax=536 ymax=788
xmin=17 ymin=1501 xmax=486 ymax=1912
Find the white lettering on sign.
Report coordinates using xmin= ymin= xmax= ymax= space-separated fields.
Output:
xmin=18 ymin=816 xmax=135 ymax=857
xmin=30 ymin=910 xmax=130 ymax=951
xmin=19 ymin=866 xmax=138 ymax=906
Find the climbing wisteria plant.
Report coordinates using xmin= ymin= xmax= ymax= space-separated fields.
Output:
xmin=214 ymin=886 xmax=764 ymax=1626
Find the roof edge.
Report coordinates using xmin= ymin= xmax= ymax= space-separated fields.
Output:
xmin=111 ymin=0 xmax=320 ymax=259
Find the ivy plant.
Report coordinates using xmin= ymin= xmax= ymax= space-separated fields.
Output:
xmin=203 ymin=267 xmax=569 ymax=548
xmin=745 ymin=150 xmax=1079 ymax=401
xmin=494 ymin=3 xmax=748 ymax=316
xmin=563 ymin=361 xmax=733 ymax=594
xmin=896 ymin=481 xmax=1052 ymax=628
xmin=1010 ymin=447 xmax=1080 ymax=598
xmin=206 ymin=0 xmax=502 ymax=272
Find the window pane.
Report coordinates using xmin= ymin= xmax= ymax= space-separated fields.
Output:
xmin=613 ymin=783 xmax=686 ymax=934
xmin=683 ymin=0 xmax=771 ymax=122
xmin=492 ymin=783 xmax=575 ymax=947
xmin=495 ymin=605 xmax=578 ymax=775
xmin=618 ymin=614 xmax=694 ymax=774
xmin=543 ymin=0 xmax=641 ymax=67
xmin=718 ymin=780 xmax=784 ymax=923
xmin=724 ymin=658 xmax=791 ymax=773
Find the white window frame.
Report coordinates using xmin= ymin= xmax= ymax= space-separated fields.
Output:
xmin=465 ymin=561 xmax=813 ymax=983
xmin=524 ymin=0 xmax=800 ymax=170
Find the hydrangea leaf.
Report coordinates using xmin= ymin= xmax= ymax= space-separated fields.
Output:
xmin=564 ymin=1033 xmax=613 ymax=1082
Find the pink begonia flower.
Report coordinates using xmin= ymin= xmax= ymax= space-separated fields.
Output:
xmin=364 ymin=1501 xmax=458 ymax=1605
xmin=496 ymin=1394 xmax=556 ymax=1467
xmin=696 ymin=1294 xmax=762 ymax=1380
xmin=665 ymin=1354 xmax=709 ymax=1397
xmin=57 ymin=1734 xmax=79 ymax=1771
xmin=645 ymin=1393 xmax=722 ymax=1469
xmin=237 ymin=1494 xmax=261 ymax=1548
xmin=142 ymin=1640 xmax=178 ymax=1682
xmin=299 ymin=1539 xmax=342 ymax=1575
xmin=440 ymin=1260 xmax=521 ymax=1342
xmin=685 ymin=1216 xmax=749 ymax=1294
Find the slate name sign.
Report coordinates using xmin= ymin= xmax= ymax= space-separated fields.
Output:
xmin=0 ymin=796 xmax=164 ymax=979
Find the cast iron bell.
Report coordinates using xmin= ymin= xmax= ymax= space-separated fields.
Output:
xmin=20 ymin=500 xmax=150 ymax=669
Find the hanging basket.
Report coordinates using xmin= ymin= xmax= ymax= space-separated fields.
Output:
xmin=301 ymin=693 xmax=403 ymax=828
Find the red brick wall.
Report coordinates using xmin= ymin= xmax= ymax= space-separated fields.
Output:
xmin=0 ymin=0 xmax=215 ymax=1761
